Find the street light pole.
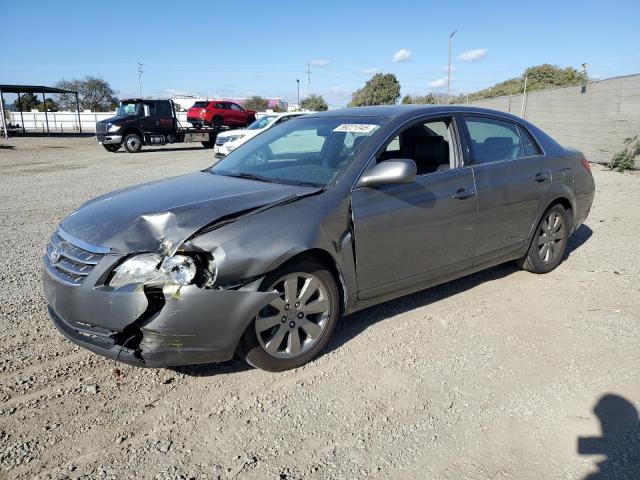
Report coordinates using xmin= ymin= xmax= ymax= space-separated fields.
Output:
xmin=137 ymin=62 xmax=143 ymax=97
xmin=296 ymin=79 xmax=300 ymax=108
xmin=447 ymin=29 xmax=458 ymax=104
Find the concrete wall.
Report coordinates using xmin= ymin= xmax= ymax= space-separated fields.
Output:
xmin=468 ymin=74 xmax=640 ymax=165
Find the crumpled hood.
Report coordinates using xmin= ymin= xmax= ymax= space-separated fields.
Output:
xmin=61 ymin=171 xmax=317 ymax=254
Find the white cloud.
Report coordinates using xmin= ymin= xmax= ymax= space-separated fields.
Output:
xmin=360 ymin=67 xmax=379 ymax=75
xmin=310 ymin=59 xmax=330 ymax=67
xmin=458 ymin=48 xmax=488 ymax=62
xmin=429 ymin=77 xmax=448 ymax=88
xmin=393 ymin=49 xmax=412 ymax=63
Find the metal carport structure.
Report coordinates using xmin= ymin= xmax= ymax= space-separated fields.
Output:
xmin=0 ymin=84 xmax=83 ymax=138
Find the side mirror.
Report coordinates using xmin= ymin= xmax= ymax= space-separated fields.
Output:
xmin=357 ymin=159 xmax=417 ymax=188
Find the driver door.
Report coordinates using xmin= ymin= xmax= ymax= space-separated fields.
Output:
xmin=351 ymin=116 xmax=477 ymax=298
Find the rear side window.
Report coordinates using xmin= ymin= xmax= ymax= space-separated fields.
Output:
xmin=156 ymin=102 xmax=172 ymax=117
xmin=464 ymin=117 xmax=524 ymax=163
xmin=518 ymin=125 xmax=542 ymax=157
xmin=193 ymin=101 xmax=209 ymax=108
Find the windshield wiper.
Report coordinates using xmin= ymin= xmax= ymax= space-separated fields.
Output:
xmin=219 ymin=171 xmax=277 ymax=184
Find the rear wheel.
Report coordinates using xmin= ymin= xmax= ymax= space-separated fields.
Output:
xmin=246 ymin=116 xmax=256 ymax=127
xmin=102 ymin=144 xmax=120 ymax=152
xmin=241 ymin=259 xmax=339 ymax=372
xmin=123 ymin=133 xmax=142 ymax=153
xmin=519 ymin=204 xmax=570 ymax=273
xmin=211 ymin=116 xmax=223 ymax=129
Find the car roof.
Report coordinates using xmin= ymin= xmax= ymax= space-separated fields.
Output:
xmin=304 ymin=104 xmax=528 ymax=124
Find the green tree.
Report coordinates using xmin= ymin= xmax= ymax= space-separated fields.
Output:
xmin=349 ymin=73 xmax=401 ymax=107
xmin=37 ymin=98 xmax=59 ymax=112
xmin=55 ymin=76 xmax=118 ymax=111
xmin=243 ymin=95 xmax=269 ymax=112
xmin=464 ymin=64 xmax=590 ymax=101
xmin=300 ymin=94 xmax=328 ymax=111
xmin=15 ymin=93 xmax=41 ymax=111
xmin=401 ymin=93 xmax=437 ymax=104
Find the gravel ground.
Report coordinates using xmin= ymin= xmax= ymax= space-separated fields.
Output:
xmin=1 ymin=136 xmax=639 ymax=480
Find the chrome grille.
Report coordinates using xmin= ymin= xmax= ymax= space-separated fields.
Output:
xmin=44 ymin=229 xmax=110 ymax=286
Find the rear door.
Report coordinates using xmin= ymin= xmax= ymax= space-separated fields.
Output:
xmin=351 ymin=115 xmax=477 ymax=298
xmin=460 ymin=114 xmax=550 ymax=262
xmin=156 ymin=101 xmax=175 ymax=135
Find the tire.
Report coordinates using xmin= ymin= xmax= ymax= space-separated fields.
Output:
xmin=201 ymin=140 xmax=214 ymax=148
xmin=123 ymin=133 xmax=142 ymax=153
xmin=211 ymin=116 xmax=223 ymax=129
xmin=102 ymin=144 xmax=120 ymax=152
xmin=246 ymin=116 xmax=256 ymax=127
xmin=518 ymin=204 xmax=570 ymax=274
xmin=241 ymin=258 xmax=340 ymax=372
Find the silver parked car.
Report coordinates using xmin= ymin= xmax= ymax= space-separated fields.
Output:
xmin=43 ymin=106 xmax=595 ymax=371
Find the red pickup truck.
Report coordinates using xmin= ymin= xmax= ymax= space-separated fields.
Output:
xmin=187 ymin=100 xmax=256 ymax=128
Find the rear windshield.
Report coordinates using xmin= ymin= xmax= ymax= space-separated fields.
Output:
xmin=192 ymin=101 xmax=209 ymax=108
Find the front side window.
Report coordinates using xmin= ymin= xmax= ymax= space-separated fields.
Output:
xmin=230 ymin=103 xmax=243 ymax=111
xmin=464 ymin=116 xmax=524 ymax=163
xmin=377 ymin=117 xmax=456 ymax=175
xmin=209 ymin=117 xmax=386 ymax=187
xmin=116 ymin=102 xmax=139 ymax=116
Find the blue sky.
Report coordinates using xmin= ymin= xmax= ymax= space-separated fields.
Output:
xmin=2 ymin=0 xmax=639 ymax=107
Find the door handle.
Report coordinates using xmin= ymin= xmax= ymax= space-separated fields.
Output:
xmin=535 ymin=172 xmax=549 ymax=182
xmin=452 ymin=188 xmax=475 ymax=200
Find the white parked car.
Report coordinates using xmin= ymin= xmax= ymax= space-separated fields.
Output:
xmin=213 ymin=112 xmax=307 ymax=157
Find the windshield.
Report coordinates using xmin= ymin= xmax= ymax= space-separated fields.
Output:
xmin=116 ymin=102 xmax=139 ymax=116
xmin=209 ymin=116 xmax=385 ymax=187
xmin=247 ymin=115 xmax=277 ymax=130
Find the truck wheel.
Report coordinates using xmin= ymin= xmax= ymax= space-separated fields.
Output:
xmin=212 ymin=116 xmax=223 ymax=129
xmin=201 ymin=141 xmax=214 ymax=148
xmin=103 ymin=144 xmax=120 ymax=153
xmin=123 ymin=133 xmax=142 ymax=153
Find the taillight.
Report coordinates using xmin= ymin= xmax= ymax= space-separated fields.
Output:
xmin=581 ymin=158 xmax=592 ymax=173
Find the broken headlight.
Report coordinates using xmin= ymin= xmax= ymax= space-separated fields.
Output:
xmin=109 ymin=253 xmax=201 ymax=289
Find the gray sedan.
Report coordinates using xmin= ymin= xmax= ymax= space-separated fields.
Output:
xmin=43 ymin=106 xmax=595 ymax=371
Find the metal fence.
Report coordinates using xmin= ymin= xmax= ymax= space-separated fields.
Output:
xmin=467 ymin=74 xmax=640 ymax=165
xmin=7 ymin=111 xmax=191 ymax=133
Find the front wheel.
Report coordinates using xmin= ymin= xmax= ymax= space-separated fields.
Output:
xmin=102 ymin=144 xmax=120 ymax=152
xmin=241 ymin=259 xmax=339 ymax=372
xmin=518 ymin=204 xmax=570 ymax=273
xmin=123 ymin=133 xmax=142 ymax=153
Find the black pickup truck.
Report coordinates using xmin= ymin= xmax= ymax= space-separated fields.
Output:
xmin=96 ymin=99 xmax=227 ymax=153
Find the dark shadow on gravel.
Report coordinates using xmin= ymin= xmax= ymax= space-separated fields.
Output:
xmin=578 ymin=393 xmax=640 ymax=479
xmin=0 ymin=145 xmax=15 ymax=149
xmin=325 ymin=262 xmax=519 ymax=356
xmin=130 ymin=146 xmax=209 ymax=154
xmin=565 ymin=224 xmax=593 ymax=259
xmin=169 ymin=357 xmax=251 ymax=377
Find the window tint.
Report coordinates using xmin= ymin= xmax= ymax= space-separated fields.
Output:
xmin=518 ymin=125 xmax=542 ymax=157
xmin=464 ymin=117 xmax=524 ymax=163
xmin=230 ymin=103 xmax=243 ymax=111
xmin=142 ymin=103 xmax=156 ymax=116
xmin=156 ymin=101 xmax=172 ymax=117
xmin=213 ymin=103 xmax=223 ymax=109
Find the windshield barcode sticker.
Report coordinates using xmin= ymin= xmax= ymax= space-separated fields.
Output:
xmin=333 ymin=124 xmax=378 ymax=133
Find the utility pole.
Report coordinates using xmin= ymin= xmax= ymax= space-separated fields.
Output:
xmin=306 ymin=63 xmax=311 ymax=98
xmin=520 ymin=74 xmax=528 ymax=118
xmin=137 ymin=62 xmax=143 ymax=97
xmin=296 ymin=79 xmax=300 ymax=108
xmin=447 ymin=30 xmax=457 ymax=104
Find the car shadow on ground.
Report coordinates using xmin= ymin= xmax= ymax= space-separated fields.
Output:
xmin=176 ymin=223 xmax=594 ymax=377
xmin=578 ymin=393 xmax=640 ymax=479
xmin=130 ymin=146 xmax=211 ymax=154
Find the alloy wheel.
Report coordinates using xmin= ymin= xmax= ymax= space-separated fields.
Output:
xmin=126 ymin=136 xmax=140 ymax=151
xmin=537 ymin=210 xmax=565 ymax=264
xmin=255 ymin=272 xmax=330 ymax=359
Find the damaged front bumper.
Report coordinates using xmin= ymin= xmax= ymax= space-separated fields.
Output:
xmin=43 ymin=251 xmax=278 ymax=368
